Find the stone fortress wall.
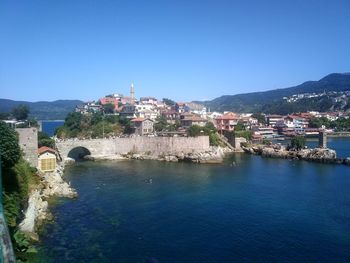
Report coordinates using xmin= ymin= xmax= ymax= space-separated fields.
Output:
xmin=16 ymin=128 xmax=38 ymax=167
xmin=56 ymin=136 xmax=210 ymax=160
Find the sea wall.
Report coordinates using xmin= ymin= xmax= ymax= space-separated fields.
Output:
xmin=56 ymin=136 xmax=210 ymax=160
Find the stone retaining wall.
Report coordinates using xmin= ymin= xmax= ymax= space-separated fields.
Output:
xmin=56 ymin=136 xmax=210 ymax=160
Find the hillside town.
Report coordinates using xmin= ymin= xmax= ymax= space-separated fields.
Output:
xmin=74 ymin=84 xmax=350 ymax=140
xmin=283 ymin=90 xmax=350 ymax=103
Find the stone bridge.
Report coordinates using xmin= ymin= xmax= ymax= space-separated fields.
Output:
xmin=55 ymin=136 xmax=210 ymax=161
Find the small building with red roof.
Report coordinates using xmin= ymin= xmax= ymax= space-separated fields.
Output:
xmin=215 ymin=112 xmax=239 ymax=132
xmin=38 ymin=146 xmax=57 ymax=172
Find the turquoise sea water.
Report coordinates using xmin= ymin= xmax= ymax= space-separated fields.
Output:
xmin=34 ymin=151 xmax=350 ymax=263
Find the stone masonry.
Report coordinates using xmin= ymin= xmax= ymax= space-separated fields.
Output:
xmin=56 ymin=136 xmax=210 ymax=160
xmin=16 ymin=128 xmax=38 ymax=168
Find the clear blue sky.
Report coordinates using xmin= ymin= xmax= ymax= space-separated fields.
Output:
xmin=1 ymin=0 xmax=350 ymax=102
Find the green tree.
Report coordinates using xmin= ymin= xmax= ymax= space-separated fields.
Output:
xmin=204 ymin=122 xmax=216 ymax=131
xmin=154 ymin=116 xmax=168 ymax=132
xmin=251 ymin=113 xmax=266 ymax=125
xmin=291 ymin=136 xmax=305 ymax=150
xmin=0 ymin=112 xmax=10 ymax=120
xmin=103 ymin=103 xmax=115 ymax=114
xmin=105 ymin=114 xmax=119 ymax=124
xmin=308 ymin=117 xmax=331 ymax=128
xmin=65 ymin=112 xmax=83 ymax=131
xmin=0 ymin=121 xmax=21 ymax=169
xmin=233 ymin=130 xmax=253 ymax=141
xmin=119 ymin=117 xmax=132 ymax=134
xmin=234 ymin=121 xmax=245 ymax=131
xmin=209 ymin=133 xmax=220 ymax=146
xmin=12 ymin=104 xmax=29 ymax=120
xmin=163 ymin=98 xmax=176 ymax=106
xmin=187 ymin=125 xmax=202 ymax=137
xmin=38 ymin=131 xmax=55 ymax=148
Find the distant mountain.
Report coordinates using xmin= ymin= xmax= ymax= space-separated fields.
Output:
xmin=199 ymin=73 xmax=350 ymax=113
xmin=0 ymin=99 xmax=84 ymax=120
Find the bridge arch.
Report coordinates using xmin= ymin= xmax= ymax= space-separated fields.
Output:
xmin=67 ymin=146 xmax=91 ymax=161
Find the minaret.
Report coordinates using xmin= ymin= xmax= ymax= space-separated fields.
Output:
xmin=130 ymin=83 xmax=135 ymax=104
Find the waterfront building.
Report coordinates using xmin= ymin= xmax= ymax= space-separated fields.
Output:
xmin=135 ymin=104 xmax=159 ymax=120
xmin=161 ymin=110 xmax=180 ymax=124
xmin=136 ymin=109 xmax=159 ymax=120
xmin=266 ymin=115 xmax=284 ymax=127
xmin=131 ymin=118 xmax=154 ymax=136
xmin=252 ymin=126 xmax=275 ymax=138
xmin=38 ymin=146 xmax=57 ymax=172
xmin=75 ymin=101 xmax=102 ymax=114
xmin=100 ymin=97 xmax=119 ymax=106
xmin=120 ymin=105 xmax=137 ymax=119
xmin=140 ymin=97 xmax=158 ymax=105
xmin=239 ymin=116 xmax=258 ymax=130
xmin=215 ymin=112 xmax=239 ymax=132
xmin=180 ymin=115 xmax=208 ymax=128
xmin=305 ymin=128 xmax=321 ymax=137
xmin=285 ymin=115 xmax=309 ymax=133
xmin=206 ymin=111 xmax=223 ymax=120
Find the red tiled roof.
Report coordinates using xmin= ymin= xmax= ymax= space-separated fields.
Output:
xmin=287 ymin=115 xmax=306 ymax=120
xmin=38 ymin=146 xmax=56 ymax=155
xmin=182 ymin=117 xmax=207 ymax=122
xmin=266 ymin=114 xmax=283 ymax=118
xmin=131 ymin=118 xmax=145 ymax=122
xmin=216 ymin=112 xmax=239 ymax=120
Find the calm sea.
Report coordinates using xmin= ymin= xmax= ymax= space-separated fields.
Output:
xmin=41 ymin=121 xmax=64 ymax=136
xmin=34 ymin=145 xmax=350 ymax=262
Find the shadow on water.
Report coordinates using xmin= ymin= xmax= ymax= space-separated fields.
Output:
xmin=67 ymin=146 xmax=91 ymax=162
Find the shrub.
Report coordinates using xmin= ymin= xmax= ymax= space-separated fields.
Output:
xmin=291 ymin=136 xmax=305 ymax=150
xmin=0 ymin=121 xmax=21 ymax=169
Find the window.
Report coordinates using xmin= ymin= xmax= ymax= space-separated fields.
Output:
xmin=41 ymin=158 xmax=56 ymax=171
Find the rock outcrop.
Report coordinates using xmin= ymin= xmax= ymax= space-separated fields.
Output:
xmin=41 ymin=165 xmax=77 ymax=198
xmin=344 ymin=158 xmax=350 ymax=166
xmin=19 ymin=190 xmax=48 ymax=239
xmin=90 ymin=146 xmax=233 ymax=164
xmin=19 ymin=164 xmax=77 ymax=237
xmin=242 ymin=144 xmax=349 ymax=165
xmin=181 ymin=146 xmax=230 ymax=163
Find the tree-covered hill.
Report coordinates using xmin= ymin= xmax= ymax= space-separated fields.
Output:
xmin=0 ymin=99 xmax=83 ymax=120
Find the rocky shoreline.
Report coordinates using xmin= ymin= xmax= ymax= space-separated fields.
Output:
xmin=19 ymin=164 xmax=77 ymax=240
xmin=65 ymin=146 xmax=235 ymax=164
xmin=242 ymin=144 xmax=350 ymax=165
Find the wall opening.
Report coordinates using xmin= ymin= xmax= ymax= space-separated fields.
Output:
xmin=67 ymin=147 xmax=91 ymax=161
